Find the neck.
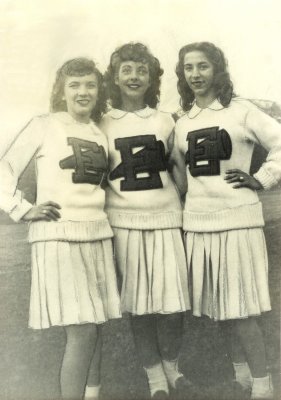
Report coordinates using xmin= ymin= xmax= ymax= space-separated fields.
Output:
xmin=120 ymin=96 xmax=146 ymax=112
xmin=195 ymin=93 xmax=216 ymax=109
xmin=69 ymin=111 xmax=90 ymax=124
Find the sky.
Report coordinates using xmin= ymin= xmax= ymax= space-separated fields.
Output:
xmin=0 ymin=0 xmax=280 ymax=148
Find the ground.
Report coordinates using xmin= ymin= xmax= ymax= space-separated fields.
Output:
xmin=0 ymin=190 xmax=280 ymax=400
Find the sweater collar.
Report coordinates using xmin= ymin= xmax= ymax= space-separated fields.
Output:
xmin=188 ymin=99 xmax=224 ymax=119
xmin=108 ymin=106 xmax=155 ymax=119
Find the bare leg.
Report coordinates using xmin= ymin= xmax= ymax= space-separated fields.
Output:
xmin=131 ymin=314 xmax=168 ymax=397
xmin=60 ymin=324 xmax=98 ymax=400
xmin=131 ymin=314 xmax=160 ymax=367
xmin=157 ymin=313 xmax=186 ymax=389
xmin=221 ymin=319 xmax=247 ymax=364
xmin=234 ymin=317 xmax=267 ymax=378
xmin=86 ymin=325 xmax=103 ymax=387
xmin=157 ymin=313 xmax=184 ymax=361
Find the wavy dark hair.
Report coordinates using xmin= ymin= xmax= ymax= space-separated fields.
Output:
xmin=104 ymin=42 xmax=163 ymax=109
xmin=50 ymin=58 xmax=106 ymax=122
xmin=176 ymin=42 xmax=234 ymax=111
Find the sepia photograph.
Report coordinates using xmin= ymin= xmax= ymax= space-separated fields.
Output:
xmin=0 ymin=0 xmax=280 ymax=399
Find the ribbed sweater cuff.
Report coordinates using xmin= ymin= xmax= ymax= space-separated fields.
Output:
xmin=28 ymin=219 xmax=114 ymax=242
xmin=183 ymin=202 xmax=264 ymax=232
xmin=253 ymin=167 xmax=278 ymax=190
xmin=9 ymin=200 xmax=33 ymax=222
xmin=107 ymin=210 xmax=183 ymax=229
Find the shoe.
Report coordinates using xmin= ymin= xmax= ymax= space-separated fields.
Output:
xmin=152 ymin=390 xmax=169 ymax=399
xmin=232 ymin=381 xmax=251 ymax=400
xmin=172 ymin=376 xmax=198 ymax=400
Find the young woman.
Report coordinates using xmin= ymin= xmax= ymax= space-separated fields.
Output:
xmin=0 ymin=58 xmax=121 ymax=400
xmin=171 ymin=41 xmax=281 ymax=399
xmin=100 ymin=42 xmax=191 ymax=399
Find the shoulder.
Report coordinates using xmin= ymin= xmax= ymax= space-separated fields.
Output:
xmin=27 ymin=113 xmax=51 ymax=126
xmin=175 ymin=112 xmax=189 ymax=131
xmin=153 ymin=110 xmax=175 ymax=132
xmin=155 ymin=109 xmax=174 ymax=121
xmin=229 ymin=97 xmax=262 ymax=115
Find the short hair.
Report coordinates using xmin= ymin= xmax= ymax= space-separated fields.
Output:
xmin=176 ymin=42 xmax=234 ymax=111
xmin=50 ymin=58 xmax=106 ymax=122
xmin=104 ymin=42 xmax=163 ymax=109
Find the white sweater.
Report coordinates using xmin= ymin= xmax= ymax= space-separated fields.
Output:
xmin=100 ymin=107 xmax=182 ymax=229
xmin=0 ymin=112 xmax=113 ymax=242
xmin=173 ymin=98 xmax=281 ymax=232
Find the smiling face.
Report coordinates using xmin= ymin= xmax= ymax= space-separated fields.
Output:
xmin=183 ymin=50 xmax=215 ymax=103
xmin=114 ymin=61 xmax=150 ymax=109
xmin=63 ymin=73 xmax=98 ymax=123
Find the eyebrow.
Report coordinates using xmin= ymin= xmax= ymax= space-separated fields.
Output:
xmin=184 ymin=61 xmax=209 ymax=66
xmin=67 ymin=79 xmax=97 ymax=84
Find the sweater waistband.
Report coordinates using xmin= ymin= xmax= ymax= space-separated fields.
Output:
xmin=183 ymin=202 xmax=264 ymax=232
xmin=28 ymin=219 xmax=114 ymax=243
xmin=107 ymin=210 xmax=183 ymax=230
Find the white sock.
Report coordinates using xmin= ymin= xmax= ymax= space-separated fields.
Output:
xmin=144 ymin=363 xmax=169 ymax=396
xmin=251 ymin=375 xmax=273 ymax=399
xmin=233 ymin=362 xmax=252 ymax=390
xmin=162 ymin=359 xmax=184 ymax=389
xmin=84 ymin=384 xmax=101 ymax=400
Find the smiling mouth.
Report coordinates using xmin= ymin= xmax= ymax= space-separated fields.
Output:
xmin=77 ymin=99 xmax=90 ymax=106
xmin=192 ymin=81 xmax=204 ymax=87
xmin=127 ymin=84 xmax=141 ymax=89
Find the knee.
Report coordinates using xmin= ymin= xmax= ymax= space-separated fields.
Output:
xmin=235 ymin=317 xmax=260 ymax=339
xmin=157 ymin=313 xmax=184 ymax=331
xmin=65 ymin=324 xmax=98 ymax=347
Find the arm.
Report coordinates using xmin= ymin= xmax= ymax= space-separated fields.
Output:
xmin=168 ymin=130 xmax=187 ymax=197
xmin=0 ymin=116 xmax=60 ymax=221
xmin=225 ymin=107 xmax=281 ymax=190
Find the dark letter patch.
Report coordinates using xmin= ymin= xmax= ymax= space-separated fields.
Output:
xmin=185 ymin=127 xmax=232 ymax=176
xmin=59 ymin=137 xmax=107 ymax=185
xmin=110 ymin=135 xmax=167 ymax=191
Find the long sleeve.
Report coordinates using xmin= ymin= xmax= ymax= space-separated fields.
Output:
xmin=245 ymin=107 xmax=281 ymax=189
xmin=0 ymin=116 xmax=46 ymax=221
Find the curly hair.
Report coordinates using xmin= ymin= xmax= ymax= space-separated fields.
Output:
xmin=176 ymin=42 xmax=234 ymax=111
xmin=50 ymin=58 xmax=106 ymax=122
xmin=104 ymin=42 xmax=163 ymax=109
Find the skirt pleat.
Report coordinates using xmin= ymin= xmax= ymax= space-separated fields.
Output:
xmin=185 ymin=228 xmax=271 ymax=321
xmin=113 ymin=228 xmax=190 ymax=315
xmin=29 ymin=239 xmax=121 ymax=329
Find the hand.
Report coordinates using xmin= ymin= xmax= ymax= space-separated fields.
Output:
xmin=224 ymin=169 xmax=263 ymax=190
xmin=22 ymin=201 xmax=61 ymax=222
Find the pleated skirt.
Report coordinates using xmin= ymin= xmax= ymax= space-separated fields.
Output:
xmin=185 ymin=228 xmax=271 ymax=321
xmin=113 ymin=228 xmax=191 ymax=315
xmin=29 ymin=239 xmax=121 ymax=329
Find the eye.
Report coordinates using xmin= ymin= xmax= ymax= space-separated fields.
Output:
xmin=199 ymin=64 xmax=209 ymax=70
xmin=87 ymin=82 xmax=97 ymax=89
xmin=69 ymin=83 xmax=79 ymax=88
xmin=121 ymin=67 xmax=131 ymax=74
xmin=138 ymin=67 xmax=148 ymax=75
xmin=184 ymin=65 xmax=192 ymax=72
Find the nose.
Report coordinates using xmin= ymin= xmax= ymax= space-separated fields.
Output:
xmin=129 ymin=69 xmax=138 ymax=81
xmin=191 ymin=67 xmax=200 ymax=78
xmin=78 ymin=84 xmax=88 ymax=96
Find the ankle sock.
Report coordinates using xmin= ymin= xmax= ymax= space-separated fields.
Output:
xmin=84 ymin=384 xmax=101 ymax=400
xmin=251 ymin=375 xmax=273 ymax=399
xmin=233 ymin=362 xmax=252 ymax=390
xmin=162 ymin=359 xmax=184 ymax=389
xmin=144 ymin=363 xmax=169 ymax=396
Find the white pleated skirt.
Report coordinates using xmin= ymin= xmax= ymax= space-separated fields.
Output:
xmin=29 ymin=239 xmax=121 ymax=329
xmin=185 ymin=228 xmax=271 ymax=321
xmin=113 ymin=228 xmax=191 ymax=315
